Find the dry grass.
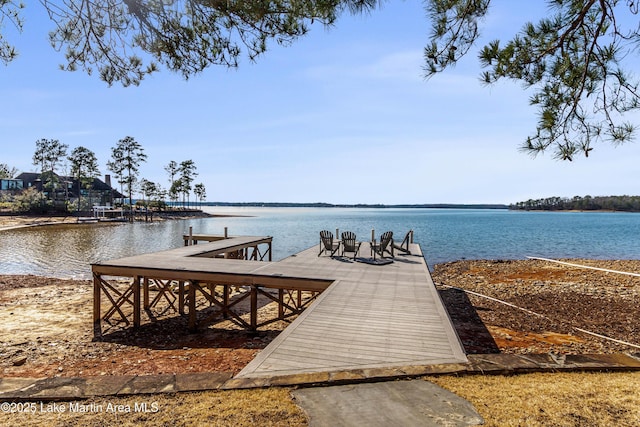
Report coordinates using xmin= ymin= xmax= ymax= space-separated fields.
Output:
xmin=427 ymin=371 xmax=640 ymax=427
xmin=1 ymin=388 xmax=308 ymax=427
xmin=3 ymin=372 xmax=640 ymax=426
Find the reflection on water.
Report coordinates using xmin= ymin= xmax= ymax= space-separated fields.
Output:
xmin=2 ymin=207 xmax=640 ymax=278
xmin=0 ymin=208 xmax=323 ymax=278
xmin=0 ymin=222 xmax=185 ymax=278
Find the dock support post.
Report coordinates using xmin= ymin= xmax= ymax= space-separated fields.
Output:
xmin=93 ymin=273 xmax=101 ymax=339
xmin=178 ymin=281 xmax=185 ymax=315
xmin=188 ymin=280 xmax=197 ymax=331
xmin=186 ymin=227 xmax=193 ymax=246
xmin=208 ymin=283 xmax=215 ymax=306
xmin=143 ymin=277 xmax=150 ymax=309
xmin=133 ymin=275 xmax=141 ymax=328
xmin=250 ymin=286 xmax=258 ymax=331
xmin=224 ymin=227 xmax=228 ymax=238
xmin=223 ymin=285 xmax=230 ymax=318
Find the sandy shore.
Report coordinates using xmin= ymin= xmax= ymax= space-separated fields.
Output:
xmin=0 ymin=274 xmax=296 ymax=378
xmin=0 ymin=258 xmax=638 ymax=379
xmin=0 ymin=210 xmax=230 ymax=232
xmin=0 ymin=215 xmax=79 ymax=231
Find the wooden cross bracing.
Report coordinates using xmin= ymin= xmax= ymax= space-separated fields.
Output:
xmin=94 ymin=275 xmax=324 ymax=336
xmin=94 ymin=274 xmax=140 ymax=327
xmin=92 ymin=235 xmax=331 ymax=338
xmin=144 ymin=278 xmax=178 ymax=314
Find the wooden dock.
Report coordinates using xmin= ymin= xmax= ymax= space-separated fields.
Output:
xmin=237 ymin=243 xmax=467 ymax=377
xmin=91 ymin=234 xmax=467 ymax=377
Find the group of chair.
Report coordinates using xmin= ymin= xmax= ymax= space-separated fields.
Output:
xmin=318 ymin=230 xmax=361 ymax=259
xmin=318 ymin=229 xmax=412 ymax=260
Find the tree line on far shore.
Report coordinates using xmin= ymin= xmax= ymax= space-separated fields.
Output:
xmin=510 ymin=195 xmax=640 ymax=212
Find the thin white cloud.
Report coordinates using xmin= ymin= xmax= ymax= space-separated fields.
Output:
xmin=359 ymin=50 xmax=424 ymax=81
xmin=304 ymin=48 xmax=423 ymax=83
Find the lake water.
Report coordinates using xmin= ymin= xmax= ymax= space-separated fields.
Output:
xmin=1 ymin=207 xmax=640 ymax=279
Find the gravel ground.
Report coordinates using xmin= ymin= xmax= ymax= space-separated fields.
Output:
xmin=432 ymin=259 xmax=640 ymax=355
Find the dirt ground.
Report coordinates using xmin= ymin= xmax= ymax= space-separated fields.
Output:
xmin=0 ymin=275 xmax=295 ymax=378
xmin=1 ymin=258 xmax=639 ymax=379
xmin=434 ymin=259 xmax=640 ymax=355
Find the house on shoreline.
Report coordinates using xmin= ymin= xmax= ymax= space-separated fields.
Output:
xmin=1 ymin=172 xmax=123 ymax=206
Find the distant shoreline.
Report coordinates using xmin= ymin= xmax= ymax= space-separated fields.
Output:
xmin=196 ymin=202 xmax=509 ymax=209
xmin=510 ymin=209 xmax=638 ymax=213
xmin=201 ymin=203 xmax=640 ymax=212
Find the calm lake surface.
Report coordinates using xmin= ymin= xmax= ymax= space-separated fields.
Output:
xmin=1 ymin=207 xmax=640 ymax=279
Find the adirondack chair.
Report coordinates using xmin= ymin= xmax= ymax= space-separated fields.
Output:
xmin=340 ymin=231 xmax=362 ymax=260
xmin=318 ymin=230 xmax=340 ymax=257
xmin=370 ymin=231 xmax=394 ymax=259
xmin=393 ymin=230 xmax=413 ymax=254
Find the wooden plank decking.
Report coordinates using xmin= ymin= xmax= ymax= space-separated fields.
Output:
xmin=236 ymin=244 xmax=467 ymax=378
xmin=91 ymin=235 xmax=467 ymax=377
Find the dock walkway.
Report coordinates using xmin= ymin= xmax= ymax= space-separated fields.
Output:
xmin=91 ymin=235 xmax=467 ymax=378
xmin=237 ymin=243 xmax=466 ymax=378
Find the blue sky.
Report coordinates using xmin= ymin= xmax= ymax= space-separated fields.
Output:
xmin=1 ymin=1 xmax=639 ymax=205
